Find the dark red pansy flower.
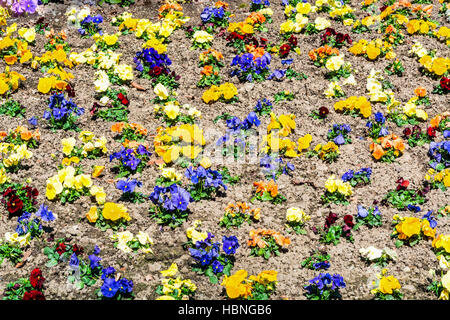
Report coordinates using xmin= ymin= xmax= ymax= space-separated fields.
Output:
xmin=25 ymin=186 xmax=39 ymax=199
xmin=7 ymin=195 xmax=23 ymax=214
xmin=121 ymin=98 xmax=129 ymax=106
xmin=65 ymin=84 xmax=75 ymax=98
xmin=279 ymin=44 xmax=291 ymax=57
xmin=344 ymin=34 xmax=352 ymax=44
xmin=319 ymin=106 xmax=329 ymax=117
xmin=152 ymin=66 xmax=162 ymax=76
xmin=336 ymin=33 xmax=345 ymax=44
xmin=56 ymin=243 xmax=66 ymax=255
xmin=325 ymin=212 xmax=338 ymax=228
xmin=30 ymin=268 xmax=45 ymax=290
xmin=23 ymin=290 xmax=45 ymax=300
xmin=72 ymin=244 xmax=84 ymax=256
xmin=288 ymin=35 xmax=297 ymax=47
xmin=403 ymin=127 xmax=412 ymax=136
xmin=343 ymin=215 xmax=354 ymax=228
xmin=32 ymin=188 xmax=39 ymax=198
xmin=324 ymin=27 xmax=335 ymax=37
xmin=440 ymin=77 xmax=450 ymax=91
xmin=3 ymin=187 xmax=15 ymax=198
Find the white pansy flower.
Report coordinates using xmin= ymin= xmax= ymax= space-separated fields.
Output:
xmin=359 ymin=246 xmax=383 ymax=260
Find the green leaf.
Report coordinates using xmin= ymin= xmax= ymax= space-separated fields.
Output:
xmin=261 ymin=191 xmax=273 ymax=201
xmin=209 ymin=274 xmax=218 ymax=284
xmin=204 ymin=268 xmax=214 ymax=277
xmin=46 ymin=259 xmax=58 ymax=268
xmin=223 ymin=264 xmax=232 ymax=276
xmin=43 ymin=247 xmax=53 ymax=256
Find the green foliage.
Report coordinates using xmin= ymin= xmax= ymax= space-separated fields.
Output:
xmin=373 ymin=290 xmax=403 ymax=300
xmin=149 ymin=205 xmax=189 ymax=229
xmin=43 ymin=238 xmax=70 ymax=268
xmin=219 ymin=167 xmax=240 ymax=185
xmin=285 ymin=221 xmax=307 ymax=235
xmin=68 ymin=260 xmax=103 ymax=289
xmin=301 ymin=251 xmax=330 ymax=270
xmin=319 ymin=225 xmax=344 ymax=245
xmin=274 ymin=91 xmax=295 ymax=103
xmin=354 ymin=209 xmax=383 ymax=230
xmin=58 ymin=186 xmax=90 ymax=204
xmin=385 ymin=60 xmax=404 ymax=76
xmin=250 ymin=236 xmax=282 ymax=260
xmin=247 ymin=282 xmax=276 ymax=300
xmin=387 ymin=111 xmax=422 ymax=127
xmin=219 ymin=205 xmax=258 ymax=229
xmin=406 ymin=131 xmax=433 ymax=148
xmin=98 ymin=0 xmax=136 ymax=7
xmin=0 ymin=242 xmax=23 ymax=266
xmin=251 ymin=191 xmax=286 ymax=205
xmin=192 ymin=255 xmax=234 ymax=284
xmin=3 ymin=278 xmax=34 ymax=300
xmin=119 ymin=191 xmax=146 ymax=204
xmin=321 ymin=191 xmax=349 ymax=205
xmin=385 ymin=189 xmax=426 ymax=210
xmin=93 ymin=210 xmax=129 ymax=232
xmin=96 ymin=89 xmax=129 ymax=122
xmin=0 ymin=99 xmax=25 ymax=118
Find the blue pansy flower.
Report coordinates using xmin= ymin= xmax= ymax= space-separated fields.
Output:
xmin=222 ymin=236 xmax=239 ymax=255
xmin=101 ymin=278 xmax=120 ymax=298
xmin=35 ymin=204 xmax=55 ymax=222
xmin=357 ymin=205 xmax=369 ymax=218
